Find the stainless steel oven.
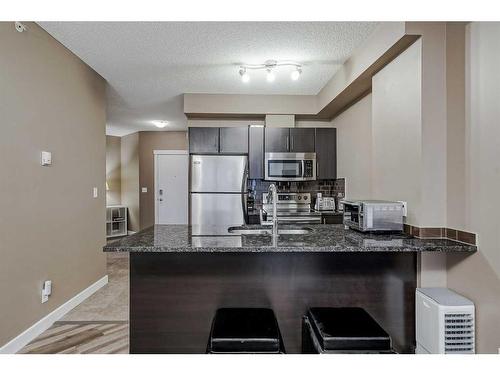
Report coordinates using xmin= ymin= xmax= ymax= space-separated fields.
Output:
xmin=264 ymin=152 xmax=316 ymax=181
xmin=262 ymin=192 xmax=322 ymax=224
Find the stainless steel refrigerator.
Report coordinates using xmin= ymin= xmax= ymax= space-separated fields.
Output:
xmin=190 ymin=155 xmax=248 ymax=235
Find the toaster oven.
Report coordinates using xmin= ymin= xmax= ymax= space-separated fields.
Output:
xmin=341 ymin=200 xmax=404 ymax=232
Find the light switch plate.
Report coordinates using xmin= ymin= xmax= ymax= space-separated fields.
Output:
xmin=41 ymin=151 xmax=52 ymax=166
xmin=93 ymin=187 xmax=98 ymax=198
xmin=141 ymin=187 xmax=148 ymax=193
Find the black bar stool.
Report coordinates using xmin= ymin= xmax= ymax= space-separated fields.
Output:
xmin=207 ymin=308 xmax=285 ymax=354
xmin=302 ymin=307 xmax=394 ymax=353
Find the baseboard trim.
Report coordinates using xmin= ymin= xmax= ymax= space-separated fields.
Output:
xmin=0 ymin=275 xmax=108 ymax=354
xmin=127 ymin=231 xmax=136 ymax=235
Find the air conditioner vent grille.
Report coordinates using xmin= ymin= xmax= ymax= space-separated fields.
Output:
xmin=444 ymin=313 xmax=474 ymax=353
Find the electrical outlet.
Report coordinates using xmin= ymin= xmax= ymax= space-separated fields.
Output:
xmin=93 ymin=187 xmax=98 ymax=198
xmin=398 ymin=201 xmax=408 ymax=217
xmin=141 ymin=187 xmax=148 ymax=193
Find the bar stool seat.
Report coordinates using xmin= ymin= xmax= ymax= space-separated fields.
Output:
xmin=303 ymin=307 xmax=393 ymax=353
xmin=207 ymin=308 xmax=285 ymax=353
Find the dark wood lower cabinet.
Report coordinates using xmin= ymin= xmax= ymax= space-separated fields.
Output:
xmin=130 ymin=252 xmax=416 ymax=354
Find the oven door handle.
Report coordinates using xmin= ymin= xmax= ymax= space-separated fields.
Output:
xmin=277 ymin=216 xmax=322 ymax=222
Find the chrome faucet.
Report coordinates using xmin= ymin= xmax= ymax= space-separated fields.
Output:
xmin=267 ymin=183 xmax=278 ymax=237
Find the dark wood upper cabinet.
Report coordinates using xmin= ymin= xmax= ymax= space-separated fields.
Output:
xmin=315 ymin=128 xmax=337 ymax=179
xmin=264 ymin=127 xmax=315 ymax=153
xmin=264 ymin=127 xmax=290 ymax=153
xmin=189 ymin=128 xmax=219 ymax=154
xmin=290 ymin=128 xmax=315 ymax=152
xmin=248 ymin=126 xmax=264 ymax=179
xmin=219 ymin=127 xmax=248 ymax=154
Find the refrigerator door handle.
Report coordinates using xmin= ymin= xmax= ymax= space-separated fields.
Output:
xmin=241 ymin=161 xmax=249 ymax=223
xmin=241 ymin=193 xmax=248 ymax=223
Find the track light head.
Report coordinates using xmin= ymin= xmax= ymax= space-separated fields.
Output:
xmin=291 ymin=67 xmax=302 ymax=81
xmin=239 ymin=68 xmax=250 ymax=83
xmin=266 ymin=68 xmax=276 ymax=83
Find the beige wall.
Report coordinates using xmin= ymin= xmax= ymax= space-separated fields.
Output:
xmin=446 ymin=23 xmax=467 ymax=230
xmin=187 ymin=119 xmax=265 ymax=128
xmin=0 ymin=22 xmax=107 ymax=347
xmin=120 ymin=133 xmax=140 ymax=232
xmin=371 ymin=39 xmax=422 ymax=225
xmin=138 ymin=131 xmax=188 ymax=229
xmin=330 ymin=94 xmax=372 ymax=199
xmin=447 ymin=22 xmax=500 ymax=354
xmin=184 ymin=93 xmax=318 ymax=117
xmin=106 ymin=136 xmax=121 ymax=205
xmin=265 ymin=114 xmax=295 ymax=128
xmin=406 ymin=23 xmax=448 ymax=227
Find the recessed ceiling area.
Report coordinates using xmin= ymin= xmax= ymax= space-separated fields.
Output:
xmin=38 ymin=22 xmax=379 ymax=136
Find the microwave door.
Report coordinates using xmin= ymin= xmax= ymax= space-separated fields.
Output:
xmin=267 ymin=160 xmax=301 ymax=180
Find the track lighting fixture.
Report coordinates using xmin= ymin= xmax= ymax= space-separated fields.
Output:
xmin=238 ymin=60 xmax=302 ymax=83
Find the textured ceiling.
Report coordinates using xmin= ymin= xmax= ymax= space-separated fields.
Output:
xmin=38 ymin=22 xmax=379 ymax=136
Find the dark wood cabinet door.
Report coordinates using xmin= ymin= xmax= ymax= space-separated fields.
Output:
xmin=264 ymin=127 xmax=290 ymax=153
xmin=315 ymin=128 xmax=337 ymax=179
xmin=290 ymin=128 xmax=315 ymax=152
xmin=219 ymin=127 xmax=248 ymax=154
xmin=248 ymin=126 xmax=264 ymax=179
xmin=189 ymin=127 xmax=219 ymax=154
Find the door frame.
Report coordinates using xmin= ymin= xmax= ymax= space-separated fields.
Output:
xmin=153 ymin=150 xmax=189 ymax=225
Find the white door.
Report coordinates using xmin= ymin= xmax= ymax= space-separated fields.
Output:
xmin=155 ymin=151 xmax=188 ymax=224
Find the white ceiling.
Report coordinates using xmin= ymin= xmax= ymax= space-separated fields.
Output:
xmin=38 ymin=22 xmax=379 ymax=136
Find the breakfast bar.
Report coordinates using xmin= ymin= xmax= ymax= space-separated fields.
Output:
xmin=104 ymin=224 xmax=476 ymax=354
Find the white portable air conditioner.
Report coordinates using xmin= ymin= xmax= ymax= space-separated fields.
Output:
xmin=416 ymin=288 xmax=475 ymax=354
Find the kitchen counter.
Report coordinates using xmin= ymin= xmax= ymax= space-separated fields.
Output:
xmin=103 ymin=224 xmax=476 ymax=253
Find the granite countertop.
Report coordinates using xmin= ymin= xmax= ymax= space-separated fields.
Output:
xmin=103 ymin=224 xmax=477 ymax=253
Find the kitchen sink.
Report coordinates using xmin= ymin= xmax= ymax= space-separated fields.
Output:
xmin=228 ymin=227 xmax=313 ymax=235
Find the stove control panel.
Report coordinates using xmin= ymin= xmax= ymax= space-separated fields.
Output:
xmin=263 ymin=192 xmax=311 ymax=204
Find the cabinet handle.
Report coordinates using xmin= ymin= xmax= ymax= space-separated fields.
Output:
xmin=316 ymin=161 xmax=319 ymax=177
xmin=286 ymin=136 xmax=289 ymax=151
xmin=291 ymin=136 xmax=294 ymax=151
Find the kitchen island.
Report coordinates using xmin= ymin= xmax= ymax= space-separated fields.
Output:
xmin=104 ymin=224 xmax=475 ymax=354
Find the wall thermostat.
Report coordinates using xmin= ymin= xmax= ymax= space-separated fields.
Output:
xmin=41 ymin=151 xmax=52 ymax=166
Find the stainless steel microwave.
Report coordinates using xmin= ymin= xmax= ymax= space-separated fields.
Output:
xmin=264 ymin=152 xmax=316 ymax=181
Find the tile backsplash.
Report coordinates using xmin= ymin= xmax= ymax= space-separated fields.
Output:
xmin=248 ymin=178 xmax=345 ymax=207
